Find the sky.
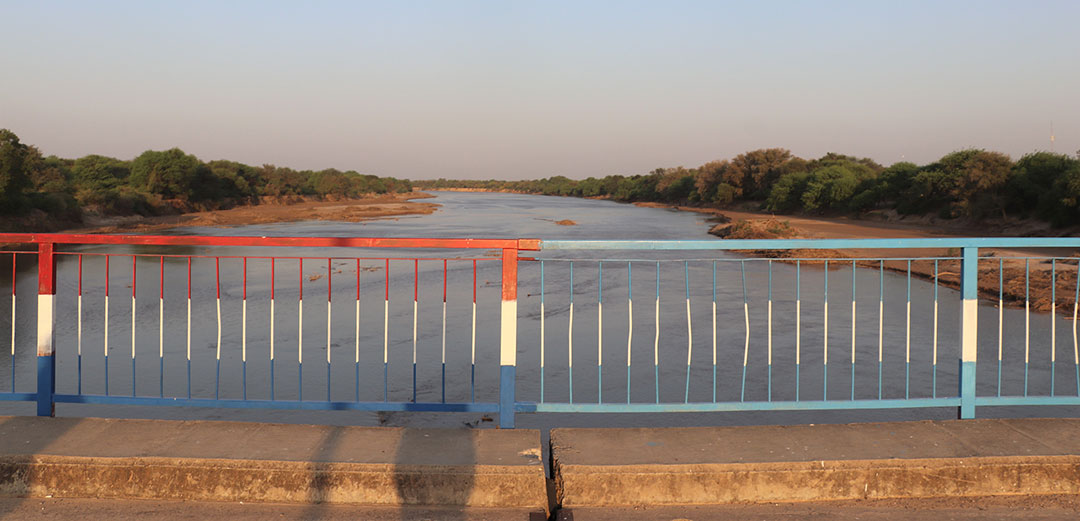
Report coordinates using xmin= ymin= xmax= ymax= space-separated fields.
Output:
xmin=1 ymin=1 xmax=1078 ymax=180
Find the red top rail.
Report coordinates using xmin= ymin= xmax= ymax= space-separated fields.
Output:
xmin=0 ymin=233 xmax=541 ymax=251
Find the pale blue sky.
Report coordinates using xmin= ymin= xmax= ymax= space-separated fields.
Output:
xmin=1 ymin=1 xmax=1077 ymax=179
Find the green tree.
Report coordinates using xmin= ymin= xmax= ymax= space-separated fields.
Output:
xmin=0 ymin=129 xmax=30 ymax=207
xmin=129 ymin=148 xmax=206 ymax=200
xmin=72 ymin=154 xmax=130 ymax=191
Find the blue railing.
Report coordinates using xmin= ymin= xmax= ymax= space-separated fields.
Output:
xmin=2 ymin=234 xmax=1079 ymax=427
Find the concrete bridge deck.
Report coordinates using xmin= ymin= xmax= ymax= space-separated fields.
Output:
xmin=0 ymin=416 xmax=1077 ymax=519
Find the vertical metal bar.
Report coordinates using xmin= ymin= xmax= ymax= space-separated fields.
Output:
xmin=77 ymin=255 xmax=82 ymax=395
xmin=499 ymin=247 xmax=519 ymax=428
xmin=36 ymin=243 xmax=57 ymax=416
xmin=270 ymin=258 xmax=275 ymax=401
xmin=186 ymin=257 xmax=191 ymax=399
xmin=131 ymin=255 xmax=137 ymax=397
xmin=598 ymin=261 xmax=603 ymax=404
xmin=540 ymin=260 xmax=545 ymax=403
xmin=569 ymin=261 xmax=575 ymax=404
xmin=654 ymin=261 xmax=659 ymax=404
xmin=712 ymin=261 xmax=717 ymax=403
xmin=8 ymin=253 xmax=14 ymax=393
xmin=740 ymin=261 xmax=749 ymax=402
xmin=1025 ymin=258 xmax=1030 ymax=397
xmin=470 ymin=259 xmax=476 ymax=403
xmin=823 ymin=260 xmax=829 ymax=401
xmin=997 ymin=257 xmax=1003 ymax=397
xmin=159 ymin=256 xmax=165 ymax=398
xmin=215 ymin=257 xmax=221 ymax=400
xmin=327 ymin=258 xmax=332 ymax=402
xmin=1074 ymin=259 xmax=1080 ymax=397
xmin=959 ymin=247 xmax=979 ymax=419
xmin=355 ymin=259 xmax=361 ymax=402
xmin=933 ymin=259 xmax=939 ymax=398
xmin=298 ymin=257 xmax=303 ymax=402
xmin=1051 ymin=259 xmax=1057 ymax=396
xmin=768 ymin=260 xmax=773 ymax=402
xmin=384 ymin=259 xmax=390 ymax=402
xmin=105 ymin=255 xmax=110 ymax=396
xmin=242 ymin=257 xmax=248 ymax=400
xmin=684 ymin=261 xmax=692 ymax=404
xmin=877 ymin=260 xmax=883 ymax=400
xmin=626 ymin=261 xmax=632 ymax=404
xmin=412 ymin=259 xmax=418 ymax=403
xmin=795 ymin=260 xmax=801 ymax=402
xmin=905 ymin=260 xmax=911 ymax=399
xmin=441 ymin=259 xmax=447 ymax=404
xmin=851 ymin=260 xmax=856 ymax=401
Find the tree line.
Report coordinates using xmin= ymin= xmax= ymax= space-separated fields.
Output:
xmin=0 ymin=129 xmax=411 ymax=223
xmin=415 ymin=148 xmax=1080 ymax=226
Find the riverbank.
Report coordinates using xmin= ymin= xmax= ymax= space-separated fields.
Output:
xmin=61 ymin=192 xmax=438 ymax=234
xmin=646 ymin=202 xmax=1079 ymax=313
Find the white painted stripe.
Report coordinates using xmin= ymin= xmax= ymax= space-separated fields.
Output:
xmin=383 ymin=300 xmax=389 ymax=364
xmin=78 ymin=295 xmax=82 ymax=357
xmin=711 ymin=301 xmax=717 ymax=366
xmin=851 ymin=300 xmax=856 ymax=364
xmin=441 ymin=301 xmax=447 ymax=364
xmin=905 ymin=300 xmax=911 ymax=364
xmin=132 ymin=295 xmax=136 ymax=360
xmin=241 ymin=299 xmax=247 ymax=362
xmin=823 ymin=301 xmax=828 ymax=366
xmin=540 ymin=301 xmax=546 ymax=369
xmin=1025 ymin=299 xmax=1030 ymax=364
xmin=500 ymin=299 xmax=517 ymax=366
xmin=767 ymin=300 xmax=773 ymax=366
xmin=8 ymin=294 xmax=13 ymax=356
xmin=160 ymin=298 xmax=165 ymax=359
xmin=36 ymin=294 xmax=55 ymax=357
xmin=412 ymin=300 xmax=418 ymax=364
xmin=742 ymin=302 xmax=750 ymax=367
xmin=186 ymin=297 xmax=191 ymax=361
xmin=298 ymin=299 xmax=303 ymax=364
xmin=1073 ymin=300 xmax=1078 ymax=365
xmin=327 ymin=300 xmax=332 ymax=364
xmin=568 ymin=302 xmax=575 ymax=368
xmin=470 ymin=301 xmax=476 ymax=365
xmin=998 ymin=298 xmax=1003 ymax=362
xmin=653 ymin=298 xmax=659 ymax=367
xmin=626 ymin=299 xmax=633 ymax=367
xmin=269 ymin=298 xmax=274 ymax=361
xmin=685 ymin=298 xmax=692 ymax=367
xmin=216 ymin=297 xmax=222 ymax=361
xmin=354 ymin=300 xmax=360 ymax=364
xmin=962 ymin=298 xmax=978 ymax=362
xmin=1052 ymin=300 xmax=1057 ymax=363
xmin=795 ymin=299 xmax=801 ymax=365
xmin=597 ymin=301 xmax=603 ymax=368
xmin=105 ymin=295 xmax=110 ymax=357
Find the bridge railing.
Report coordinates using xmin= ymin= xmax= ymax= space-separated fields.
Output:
xmin=1 ymin=234 xmax=1079 ymax=427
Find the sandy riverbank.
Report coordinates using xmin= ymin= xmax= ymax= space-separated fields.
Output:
xmin=63 ymin=192 xmax=439 ymax=234
xmin=636 ymin=202 xmax=1080 ymax=314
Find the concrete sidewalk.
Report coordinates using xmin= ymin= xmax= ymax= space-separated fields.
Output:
xmin=552 ymin=418 xmax=1080 ymax=506
xmin=0 ymin=416 xmax=548 ymax=511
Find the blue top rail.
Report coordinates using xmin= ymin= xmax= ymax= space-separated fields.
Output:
xmin=539 ymin=238 xmax=1080 ymax=251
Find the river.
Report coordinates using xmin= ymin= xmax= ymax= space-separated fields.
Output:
xmin=0 ymin=191 xmax=1075 ymax=429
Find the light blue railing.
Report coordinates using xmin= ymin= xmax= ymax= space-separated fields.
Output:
xmin=2 ymin=235 xmax=1079 ymax=427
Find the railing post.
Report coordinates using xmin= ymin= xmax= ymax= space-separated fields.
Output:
xmin=36 ymin=242 xmax=57 ymax=417
xmin=499 ymin=247 xmax=518 ymax=428
xmin=959 ymin=246 xmax=978 ymax=419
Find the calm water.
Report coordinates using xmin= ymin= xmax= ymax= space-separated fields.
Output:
xmin=0 ymin=191 xmax=1075 ymax=429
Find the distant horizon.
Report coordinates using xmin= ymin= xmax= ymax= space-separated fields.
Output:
xmin=3 ymin=1 xmax=1077 ymax=180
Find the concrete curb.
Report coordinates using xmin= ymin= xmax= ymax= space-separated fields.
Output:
xmin=554 ymin=455 xmax=1080 ymax=506
xmin=0 ymin=454 xmax=548 ymax=509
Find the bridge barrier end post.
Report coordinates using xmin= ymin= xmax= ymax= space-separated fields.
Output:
xmin=499 ymin=248 xmax=518 ymax=428
xmin=36 ymin=242 xmax=56 ymax=417
xmin=959 ymin=246 xmax=978 ymax=419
